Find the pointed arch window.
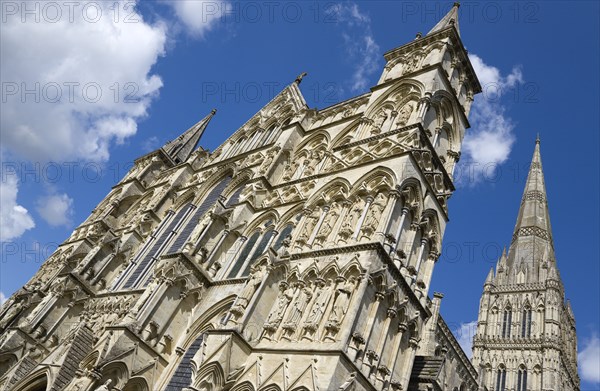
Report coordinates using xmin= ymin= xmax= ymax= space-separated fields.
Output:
xmin=225 ymin=183 xmax=247 ymax=207
xmin=502 ymin=307 xmax=512 ymax=338
xmin=227 ymin=231 xmax=260 ymax=278
xmin=517 ymin=367 xmax=527 ymax=391
xmin=167 ymin=176 xmax=232 ymax=255
xmin=273 ymin=224 xmax=294 ymax=251
xmin=496 ymin=367 xmax=507 ymax=391
xmin=240 ymin=228 xmax=275 ymax=276
xmin=164 ymin=334 xmax=204 ymax=391
xmin=521 ymin=307 xmax=532 ymax=338
xmin=117 ymin=204 xmax=192 ymax=290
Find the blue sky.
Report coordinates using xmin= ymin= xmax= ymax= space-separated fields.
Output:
xmin=1 ymin=1 xmax=598 ymax=387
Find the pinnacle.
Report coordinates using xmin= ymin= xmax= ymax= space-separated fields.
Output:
xmin=427 ymin=2 xmax=461 ymax=36
xmin=161 ymin=109 xmax=217 ymax=164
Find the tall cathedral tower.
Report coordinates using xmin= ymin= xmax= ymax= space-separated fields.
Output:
xmin=472 ymin=139 xmax=579 ymax=391
xmin=0 ymin=5 xmax=487 ymax=391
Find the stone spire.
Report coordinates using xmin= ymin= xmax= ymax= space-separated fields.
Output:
xmin=506 ymin=137 xmax=555 ymax=271
xmin=162 ymin=109 xmax=217 ymax=164
xmin=427 ymin=2 xmax=461 ymax=36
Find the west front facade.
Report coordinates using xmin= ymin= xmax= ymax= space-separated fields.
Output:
xmin=0 ymin=4 xmax=579 ymax=391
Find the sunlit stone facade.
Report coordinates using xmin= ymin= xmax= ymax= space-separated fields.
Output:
xmin=2 ymin=5 xmax=575 ymax=391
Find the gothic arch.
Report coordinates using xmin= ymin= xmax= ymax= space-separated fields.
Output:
xmin=330 ymin=117 xmax=364 ymax=148
xmin=97 ymin=361 xmax=129 ymax=389
xmin=363 ymin=79 xmax=425 ymax=120
xmin=419 ymin=209 xmax=442 ymax=252
xmin=192 ymin=361 xmax=225 ymax=390
xmin=303 ymin=178 xmax=351 ymax=209
xmin=349 ymin=167 xmax=396 ymax=197
xmin=275 ymin=204 xmax=304 ymax=231
xmin=341 ymin=256 xmax=363 ymax=279
xmin=123 ymin=377 xmax=149 ymax=391
xmin=173 ymin=187 xmax=198 ymax=211
xmin=245 ymin=211 xmax=280 ymax=235
xmin=0 ymin=353 xmax=17 ymax=378
xmin=231 ymin=380 xmax=256 ymax=391
xmin=319 ymin=262 xmax=342 ymax=280
xmin=11 ymin=369 xmax=49 ymax=391
xmin=421 ymin=41 xmax=447 ymax=67
xmin=185 ymin=295 xmax=237 ymax=347
xmin=296 ymin=131 xmax=331 ymax=152
xmin=397 ymin=177 xmax=424 ymax=216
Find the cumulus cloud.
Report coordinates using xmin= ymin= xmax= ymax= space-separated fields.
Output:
xmin=579 ymin=334 xmax=600 ymax=384
xmin=166 ymin=0 xmax=229 ymax=37
xmin=454 ymin=320 xmax=477 ymax=358
xmin=36 ymin=193 xmax=75 ymax=227
xmin=0 ymin=1 xmax=167 ymax=162
xmin=458 ymin=54 xmax=524 ymax=185
xmin=0 ymin=175 xmax=35 ymax=241
xmin=329 ymin=3 xmax=381 ymax=92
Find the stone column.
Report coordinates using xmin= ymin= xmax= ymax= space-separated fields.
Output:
xmin=391 ymin=207 xmax=410 ymax=258
xmin=354 ymin=291 xmax=384 ymax=363
xmin=400 ymin=337 xmax=420 ymax=390
xmin=221 ymin=236 xmax=247 ymax=278
xmin=308 ymin=206 xmax=329 ymax=245
xmin=386 ymin=110 xmax=398 ymax=133
xmin=417 ymin=94 xmax=432 ymax=121
xmin=413 ymin=238 xmax=428 ymax=277
xmin=387 ymin=321 xmax=408 ymax=385
xmin=353 ymin=196 xmax=373 ymax=240
xmin=419 ymin=251 xmax=439 ymax=297
xmin=205 ymin=230 xmax=230 ymax=267
xmin=432 ymin=127 xmax=442 ymax=147
xmin=372 ymin=307 xmax=397 ymax=383
xmin=378 ymin=190 xmax=400 ymax=245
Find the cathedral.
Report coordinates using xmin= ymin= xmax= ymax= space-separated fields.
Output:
xmin=0 ymin=4 xmax=579 ymax=391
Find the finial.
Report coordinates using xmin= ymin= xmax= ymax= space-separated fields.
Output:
xmin=536 ymin=133 xmax=540 ymax=144
xmin=415 ymin=32 xmax=422 ymax=39
xmin=295 ymin=72 xmax=308 ymax=84
xmin=211 ymin=108 xmax=217 ymax=115
xmin=454 ymin=2 xmax=461 ymax=8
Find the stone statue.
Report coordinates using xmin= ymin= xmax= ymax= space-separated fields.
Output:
xmin=373 ymin=110 xmax=387 ymax=129
xmin=304 ymin=280 xmax=332 ymax=330
xmin=340 ymin=198 xmax=364 ymax=236
xmin=232 ymin=267 xmax=264 ymax=314
xmin=264 ymin=282 xmax=294 ymax=330
xmin=298 ymin=210 xmax=319 ymax=242
xmin=317 ymin=203 xmax=340 ymax=240
xmin=328 ymin=277 xmax=356 ymax=325
xmin=259 ymin=147 xmax=278 ymax=174
xmin=284 ymin=284 xmax=313 ymax=328
xmin=94 ymin=379 xmax=113 ymax=391
xmin=361 ymin=194 xmax=386 ymax=236
xmin=282 ymin=158 xmax=300 ymax=180
xmin=0 ymin=300 xmax=26 ymax=329
xmin=396 ymin=102 xmax=413 ymax=126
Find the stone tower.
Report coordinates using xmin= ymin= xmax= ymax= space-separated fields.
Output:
xmin=471 ymin=139 xmax=579 ymax=391
xmin=0 ymin=5 xmax=485 ymax=391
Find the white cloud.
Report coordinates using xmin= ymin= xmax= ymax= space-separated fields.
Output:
xmin=0 ymin=292 xmax=7 ymax=305
xmin=579 ymin=334 xmax=600 ymax=384
xmin=0 ymin=1 xmax=167 ymax=163
xmin=142 ymin=136 xmax=160 ymax=153
xmin=458 ymin=54 xmax=524 ymax=185
xmin=35 ymin=193 xmax=75 ymax=228
xmin=330 ymin=3 xmax=380 ymax=92
xmin=166 ymin=0 xmax=229 ymax=37
xmin=0 ymin=175 xmax=35 ymax=241
xmin=454 ymin=320 xmax=477 ymax=358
